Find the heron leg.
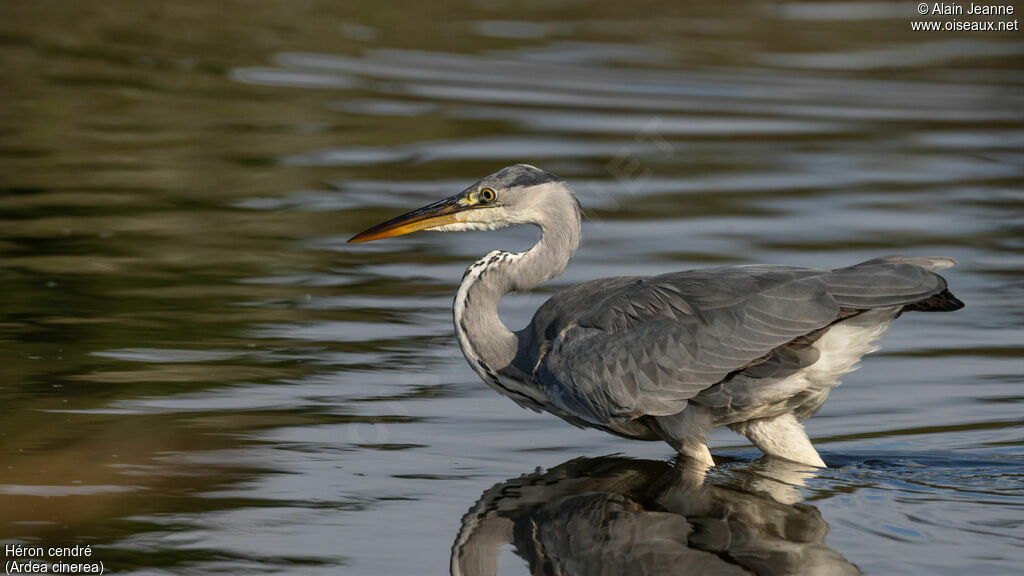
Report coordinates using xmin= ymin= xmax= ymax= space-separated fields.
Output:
xmin=681 ymin=443 xmax=715 ymax=468
xmin=732 ymin=413 xmax=826 ymax=467
xmin=653 ymin=407 xmax=716 ymax=467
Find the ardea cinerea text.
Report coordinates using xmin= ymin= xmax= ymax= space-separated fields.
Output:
xmin=349 ymin=165 xmax=963 ymax=467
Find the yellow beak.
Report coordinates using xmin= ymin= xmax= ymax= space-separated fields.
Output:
xmin=348 ymin=195 xmax=467 ymax=243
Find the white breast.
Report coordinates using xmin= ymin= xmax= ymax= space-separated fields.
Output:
xmin=453 ymin=251 xmax=546 ymax=409
xmin=453 ymin=257 xmax=488 ymax=376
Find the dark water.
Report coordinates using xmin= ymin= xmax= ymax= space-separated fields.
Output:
xmin=2 ymin=1 xmax=1023 ymax=574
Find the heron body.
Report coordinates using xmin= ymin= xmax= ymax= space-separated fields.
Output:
xmin=350 ymin=165 xmax=964 ymax=467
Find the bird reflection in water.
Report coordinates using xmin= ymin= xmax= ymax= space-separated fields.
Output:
xmin=452 ymin=457 xmax=859 ymax=576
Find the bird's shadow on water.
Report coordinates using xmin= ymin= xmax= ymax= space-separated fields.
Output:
xmin=451 ymin=454 xmax=863 ymax=576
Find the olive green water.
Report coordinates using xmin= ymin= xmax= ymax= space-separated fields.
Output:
xmin=1 ymin=1 xmax=1022 ymax=574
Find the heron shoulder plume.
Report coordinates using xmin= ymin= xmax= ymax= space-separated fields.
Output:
xmin=349 ymin=165 xmax=964 ymax=468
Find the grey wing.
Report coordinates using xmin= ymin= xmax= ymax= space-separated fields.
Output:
xmin=823 ymin=255 xmax=952 ymax=308
xmin=531 ymin=258 xmax=953 ymax=426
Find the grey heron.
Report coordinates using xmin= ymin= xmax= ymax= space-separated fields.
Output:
xmin=349 ymin=164 xmax=964 ymax=467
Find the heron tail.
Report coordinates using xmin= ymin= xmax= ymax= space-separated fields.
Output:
xmin=901 ymin=288 xmax=965 ymax=313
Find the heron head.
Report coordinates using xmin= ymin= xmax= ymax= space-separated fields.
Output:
xmin=348 ymin=164 xmax=578 ymax=243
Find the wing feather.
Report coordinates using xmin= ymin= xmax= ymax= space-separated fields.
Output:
xmin=528 ymin=259 xmax=953 ymax=426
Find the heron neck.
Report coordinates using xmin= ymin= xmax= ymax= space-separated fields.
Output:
xmin=455 ymin=213 xmax=581 ymax=374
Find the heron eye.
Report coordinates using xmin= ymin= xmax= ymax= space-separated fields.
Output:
xmin=479 ymin=188 xmax=496 ymax=203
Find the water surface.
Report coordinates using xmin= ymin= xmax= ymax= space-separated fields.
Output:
xmin=1 ymin=1 xmax=1022 ymax=574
